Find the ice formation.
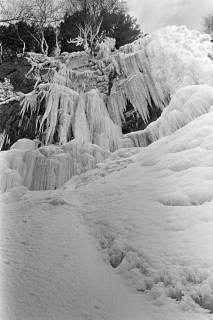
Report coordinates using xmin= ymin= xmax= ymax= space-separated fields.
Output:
xmin=21 ymin=84 xmax=121 ymax=150
xmin=147 ymin=26 xmax=213 ymax=96
xmin=96 ymin=37 xmax=116 ymax=60
xmin=20 ymin=25 xmax=213 ymax=150
xmin=0 ymin=140 xmax=110 ymax=191
xmin=125 ymin=85 xmax=213 ymax=147
xmin=108 ymin=71 xmax=164 ymax=126
xmin=108 ymin=26 xmax=213 ymax=127
xmin=2 ymin=26 xmax=213 ymax=191
xmin=10 ymin=138 xmax=41 ymax=150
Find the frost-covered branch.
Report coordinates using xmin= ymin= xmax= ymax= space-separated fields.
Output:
xmin=0 ymin=0 xmax=69 ymax=54
xmin=68 ymin=18 xmax=103 ymax=53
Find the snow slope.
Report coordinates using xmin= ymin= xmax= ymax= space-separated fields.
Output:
xmin=1 ymin=108 xmax=213 ymax=319
xmin=63 ymin=109 xmax=213 ymax=317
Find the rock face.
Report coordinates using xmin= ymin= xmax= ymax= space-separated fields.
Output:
xmin=0 ymin=56 xmax=35 ymax=93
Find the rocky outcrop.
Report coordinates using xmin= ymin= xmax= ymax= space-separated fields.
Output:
xmin=0 ymin=56 xmax=35 ymax=93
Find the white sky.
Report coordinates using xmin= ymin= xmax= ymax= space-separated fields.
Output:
xmin=127 ymin=0 xmax=213 ymax=33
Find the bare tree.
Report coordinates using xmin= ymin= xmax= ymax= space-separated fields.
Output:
xmin=0 ymin=0 xmax=30 ymax=23
xmin=0 ymin=0 xmax=70 ymax=54
xmin=68 ymin=0 xmax=125 ymax=53
xmin=68 ymin=18 xmax=103 ymax=53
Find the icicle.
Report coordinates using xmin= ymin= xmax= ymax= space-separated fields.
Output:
xmin=119 ymin=35 xmax=151 ymax=54
xmin=85 ymin=89 xmax=122 ymax=151
xmin=57 ymin=88 xmax=79 ymax=145
xmin=108 ymin=72 xmax=161 ymax=127
xmin=0 ymin=130 xmax=7 ymax=150
xmin=73 ymin=92 xmax=91 ymax=144
xmin=63 ymin=51 xmax=89 ymax=69
xmin=20 ymin=91 xmax=38 ymax=118
xmin=85 ymin=89 xmax=109 ymax=131
xmin=0 ymin=138 xmax=113 ymax=192
xmin=38 ymin=83 xmax=79 ymax=144
xmin=107 ymin=83 xmax=126 ymax=126
xmin=108 ymin=45 xmax=166 ymax=127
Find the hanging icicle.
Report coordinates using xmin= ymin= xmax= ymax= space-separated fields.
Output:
xmin=73 ymin=92 xmax=91 ymax=144
xmin=85 ymin=89 xmax=122 ymax=151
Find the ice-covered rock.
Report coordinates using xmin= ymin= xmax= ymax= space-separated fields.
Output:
xmin=0 ymin=140 xmax=111 ymax=192
xmin=10 ymin=138 xmax=41 ymax=150
xmin=108 ymin=26 xmax=213 ymax=127
xmin=125 ymin=85 xmax=213 ymax=147
xmin=17 ymin=26 xmax=213 ymax=152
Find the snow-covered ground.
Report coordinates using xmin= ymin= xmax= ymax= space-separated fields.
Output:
xmin=1 ymin=189 xmax=157 ymax=320
xmin=1 ymin=108 xmax=213 ymax=319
